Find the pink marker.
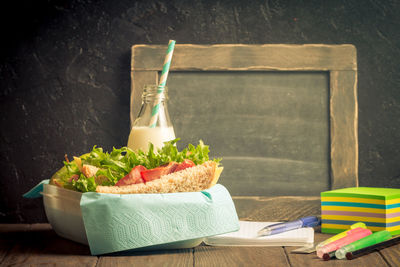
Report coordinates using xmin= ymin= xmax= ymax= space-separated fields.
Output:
xmin=315 ymin=225 xmax=367 ymax=250
xmin=316 ymin=228 xmax=372 ymax=258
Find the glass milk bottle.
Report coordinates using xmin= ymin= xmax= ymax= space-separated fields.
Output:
xmin=127 ymin=84 xmax=176 ymax=152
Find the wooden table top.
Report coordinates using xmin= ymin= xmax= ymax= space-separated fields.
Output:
xmin=1 ymin=196 xmax=399 ymax=266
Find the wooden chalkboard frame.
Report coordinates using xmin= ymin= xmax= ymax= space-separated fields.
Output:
xmin=130 ymin=44 xmax=358 ymax=190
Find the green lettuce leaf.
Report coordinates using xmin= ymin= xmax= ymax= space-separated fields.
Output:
xmin=72 ymin=174 xmax=97 ymax=193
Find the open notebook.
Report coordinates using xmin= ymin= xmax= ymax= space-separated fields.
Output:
xmin=204 ymin=221 xmax=314 ymax=246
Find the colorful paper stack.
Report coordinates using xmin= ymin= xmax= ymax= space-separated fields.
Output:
xmin=321 ymin=187 xmax=400 ymax=235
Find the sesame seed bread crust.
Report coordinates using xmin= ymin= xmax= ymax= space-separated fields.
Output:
xmin=96 ymin=161 xmax=220 ymax=194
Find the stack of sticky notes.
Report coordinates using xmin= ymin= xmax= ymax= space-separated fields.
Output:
xmin=321 ymin=187 xmax=400 ymax=235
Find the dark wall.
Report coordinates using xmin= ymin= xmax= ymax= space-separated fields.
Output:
xmin=1 ymin=0 xmax=399 ymax=223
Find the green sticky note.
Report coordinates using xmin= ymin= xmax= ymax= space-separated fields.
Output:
xmin=80 ymin=184 xmax=239 ymax=255
xmin=321 ymin=187 xmax=400 ymax=200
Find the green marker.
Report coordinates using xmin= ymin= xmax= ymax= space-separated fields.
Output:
xmin=335 ymin=230 xmax=392 ymax=259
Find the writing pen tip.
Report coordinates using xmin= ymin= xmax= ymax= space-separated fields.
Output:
xmin=257 ymin=229 xmax=271 ymax=237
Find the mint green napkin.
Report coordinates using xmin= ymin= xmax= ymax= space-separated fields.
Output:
xmin=23 ymin=181 xmax=239 ymax=255
xmin=80 ymin=184 xmax=239 ymax=255
xmin=23 ymin=179 xmax=49 ymax=198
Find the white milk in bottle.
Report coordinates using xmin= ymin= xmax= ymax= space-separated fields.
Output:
xmin=127 ymin=84 xmax=176 ymax=153
xmin=127 ymin=126 xmax=175 ymax=153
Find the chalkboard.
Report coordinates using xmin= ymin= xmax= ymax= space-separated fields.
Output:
xmin=130 ymin=44 xmax=358 ymax=196
xmin=167 ymin=71 xmax=329 ymax=195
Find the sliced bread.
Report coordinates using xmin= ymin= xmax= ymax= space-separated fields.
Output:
xmin=96 ymin=161 xmax=222 ymax=194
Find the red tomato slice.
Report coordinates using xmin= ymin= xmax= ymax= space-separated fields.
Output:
xmin=141 ymin=162 xmax=178 ymax=182
xmin=175 ymin=159 xmax=196 ymax=172
xmin=116 ymin=165 xmax=147 ymax=186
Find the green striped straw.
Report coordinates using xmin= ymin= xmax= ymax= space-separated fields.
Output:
xmin=149 ymin=40 xmax=176 ymax=128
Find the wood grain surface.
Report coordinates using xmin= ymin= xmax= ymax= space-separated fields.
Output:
xmin=329 ymin=70 xmax=359 ymax=189
xmin=1 ymin=197 xmax=397 ymax=266
xmin=379 ymin=243 xmax=400 ymax=267
xmin=195 ymin=246 xmax=290 ymax=267
xmin=131 ymin=44 xmax=357 ymax=71
xmin=0 ymin=224 xmax=95 ymax=266
xmin=97 ymin=249 xmax=193 ymax=267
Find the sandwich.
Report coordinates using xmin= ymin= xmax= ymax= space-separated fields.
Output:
xmin=50 ymin=139 xmax=223 ymax=194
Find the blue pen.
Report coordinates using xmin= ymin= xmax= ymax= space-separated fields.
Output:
xmin=257 ymin=216 xmax=320 ymax=236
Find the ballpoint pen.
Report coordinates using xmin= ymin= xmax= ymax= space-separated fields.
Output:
xmin=257 ymin=216 xmax=320 ymax=237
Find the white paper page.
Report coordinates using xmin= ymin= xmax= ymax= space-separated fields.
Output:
xmin=204 ymin=221 xmax=314 ymax=246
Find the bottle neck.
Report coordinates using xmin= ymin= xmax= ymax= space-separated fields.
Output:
xmin=142 ymin=85 xmax=168 ymax=103
xmin=133 ymin=85 xmax=172 ymax=128
xmin=142 ymin=95 xmax=167 ymax=104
